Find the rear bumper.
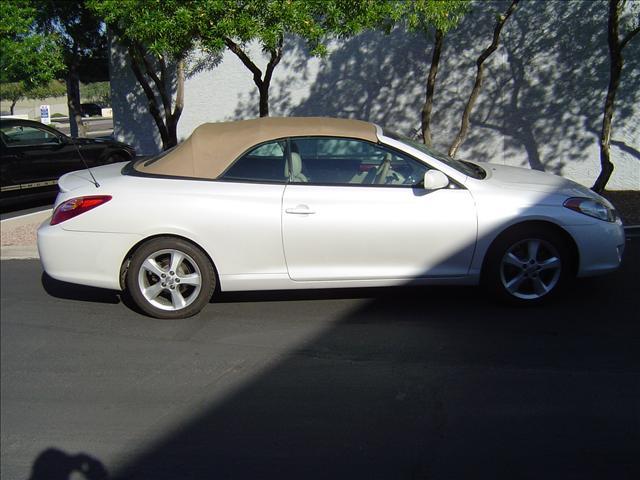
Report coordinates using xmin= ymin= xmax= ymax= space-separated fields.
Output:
xmin=565 ymin=221 xmax=625 ymax=277
xmin=37 ymin=221 xmax=141 ymax=290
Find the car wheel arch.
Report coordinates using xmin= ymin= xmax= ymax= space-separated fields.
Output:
xmin=119 ymin=233 xmax=219 ymax=291
xmin=480 ymin=220 xmax=579 ymax=282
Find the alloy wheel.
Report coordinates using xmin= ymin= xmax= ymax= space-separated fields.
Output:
xmin=137 ymin=248 xmax=203 ymax=311
xmin=499 ymin=238 xmax=562 ymax=300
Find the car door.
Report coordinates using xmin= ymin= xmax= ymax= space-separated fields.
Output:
xmin=281 ymin=137 xmax=477 ymax=281
xmin=0 ymin=123 xmax=79 ymax=188
xmin=216 ymin=139 xmax=289 ymax=275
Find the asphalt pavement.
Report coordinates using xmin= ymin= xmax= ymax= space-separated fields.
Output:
xmin=1 ymin=238 xmax=639 ymax=479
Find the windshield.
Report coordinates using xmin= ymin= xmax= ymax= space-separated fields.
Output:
xmin=382 ymin=129 xmax=486 ymax=179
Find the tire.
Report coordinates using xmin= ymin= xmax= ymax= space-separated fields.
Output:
xmin=483 ymin=225 xmax=573 ymax=305
xmin=126 ymin=237 xmax=216 ymax=319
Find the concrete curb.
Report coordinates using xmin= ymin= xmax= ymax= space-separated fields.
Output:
xmin=0 ymin=246 xmax=39 ymax=260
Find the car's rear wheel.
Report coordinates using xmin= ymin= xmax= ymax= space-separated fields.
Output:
xmin=484 ymin=226 xmax=572 ymax=304
xmin=126 ymin=237 xmax=215 ymax=319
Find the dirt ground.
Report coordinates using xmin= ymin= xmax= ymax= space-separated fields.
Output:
xmin=603 ymin=191 xmax=640 ymax=226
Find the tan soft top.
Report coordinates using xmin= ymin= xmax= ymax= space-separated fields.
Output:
xmin=134 ymin=116 xmax=379 ymax=179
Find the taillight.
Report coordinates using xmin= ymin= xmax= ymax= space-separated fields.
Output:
xmin=50 ymin=195 xmax=112 ymax=225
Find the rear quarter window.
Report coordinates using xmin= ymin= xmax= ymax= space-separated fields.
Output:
xmin=221 ymin=140 xmax=287 ymax=183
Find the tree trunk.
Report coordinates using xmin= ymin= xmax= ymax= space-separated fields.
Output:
xmin=10 ymin=99 xmax=17 ymax=115
xmin=258 ymin=84 xmax=269 ymax=117
xmin=259 ymin=39 xmax=283 ymax=118
xmin=592 ymin=58 xmax=621 ymax=193
xmin=128 ymin=44 xmax=171 ymax=150
xmin=421 ymin=29 xmax=443 ymax=147
xmin=449 ymin=0 xmax=519 ymax=158
xmin=166 ymin=59 xmax=185 ymax=148
xmin=592 ymin=0 xmax=639 ymax=193
xmin=65 ymin=61 xmax=86 ymax=138
xmin=129 ymin=51 xmax=183 ymax=150
xmin=225 ymin=37 xmax=282 ymax=118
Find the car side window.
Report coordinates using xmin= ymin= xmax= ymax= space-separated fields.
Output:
xmin=289 ymin=137 xmax=429 ymax=186
xmin=221 ymin=140 xmax=287 ymax=183
xmin=1 ymin=125 xmax=61 ymax=146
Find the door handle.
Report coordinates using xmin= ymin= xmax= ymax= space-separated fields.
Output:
xmin=285 ymin=205 xmax=316 ymax=215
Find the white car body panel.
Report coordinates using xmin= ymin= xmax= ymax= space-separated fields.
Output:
xmin=459 ymin=165 xmax=625 ymax=278
xmin=57 ymin=173 xmax=289 ymax=277
xmin=282 ymin=184 xmax=477 ymax=281
xmin=38 ymin=129 xmax=625 ymax=295
xmin=38 ymin=225 xmax=141 ymax=290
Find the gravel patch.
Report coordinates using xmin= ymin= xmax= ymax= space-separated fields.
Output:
xmin=1 ymin=221 xmax=40 ymax=247
xmin=0 ymin=210 xmax=50 ymax=259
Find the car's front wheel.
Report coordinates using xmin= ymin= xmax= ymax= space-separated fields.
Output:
xmin=126 ymin=237 xmax=216 ymax=319
xmin=484 ymin=226 xmax=573 ymax=304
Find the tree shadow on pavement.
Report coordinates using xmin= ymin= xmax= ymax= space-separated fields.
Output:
xmin=101 ymin=240 xmax=639 ymax=479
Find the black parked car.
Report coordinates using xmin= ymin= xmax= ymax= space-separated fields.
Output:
xmin=1 ymin=118 xmax=135 ymax=207
xmin=80 ymin=103 xmax=103 ymax=117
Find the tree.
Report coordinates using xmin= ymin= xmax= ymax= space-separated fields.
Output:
xmin=93 ymin=0 xmax=388 ymax=148
xmin=126 ymin=41 xmax=186 ymax=150
xmin=193 ymin=0 xmax=321 ymax=118
xmin=0 ymin=0 xmax=64 ymax=90
xmin=0 ymin=79 xmax=66 ymax=114
xmin=80 ymin=81 xmax=110 ymax=105
xmin=592 ymin=0 xmax=639 ymax=193
xmin=0 ymin=82 xmax=26 ymax=114
xmin=34 ymin=0 xmax=107 ymax=138
xmin=0 ymin=0 xmax=68 ymax=117
xmin=401 ymin=0 xmax=471 ymax=146
xmin=196 ymin=0 xmax=389 ymax=117
xmin=448 ymin=0 xmax=520 ymax=158
xmin=90 ymin=0 xmax=205 ymax=149
xmin=28 ymin=79 xmax=67 ymax=99
xmin=0 ymin=79 xmax=67 ymax=115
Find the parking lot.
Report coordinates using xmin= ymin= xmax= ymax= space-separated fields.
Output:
xmin=51 ymin=117 xmax=114 ymax=138
xmin=1 ymin=238 xmax=639 ymax=479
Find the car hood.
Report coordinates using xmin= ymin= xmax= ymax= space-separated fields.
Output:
xmin=478 ymin=162 xmax=603 ymax=201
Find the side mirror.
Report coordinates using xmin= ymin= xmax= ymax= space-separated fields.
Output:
xmin=423 ymin=170 xmax=449 ymax=190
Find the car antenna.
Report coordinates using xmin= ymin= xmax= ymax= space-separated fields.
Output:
xmin=70 ymin=135 xmax=100 ymax=188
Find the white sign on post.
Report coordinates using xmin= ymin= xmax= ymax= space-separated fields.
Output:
xmin=40 ymin=105 xmax=51 ymax=124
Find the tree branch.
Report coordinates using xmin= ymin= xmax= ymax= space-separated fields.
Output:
xmin=620 ymin=24 xmax=639 ymax=50
xmin=592 ymin=0 xmax=625 ymax=192
xmin=128 ymin=43 xmax=170 ymax=148
xmin=173 ymin=58 xmax=185 ymax=123
xmin=139 ymin=52 xmax=172 ymax=117
xmin=448 ymin=0 xmax=519 ymax=158
xmin=421 ymin=28 xmax=444 ymax=147
xmin=224 ymin=37 xmax=264 ymax=86
xmin=263 ymin=35 xmax=283 ymax=91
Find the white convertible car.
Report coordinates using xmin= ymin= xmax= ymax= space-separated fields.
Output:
xmin=37 ymin=117 xmax=625 ymax=318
